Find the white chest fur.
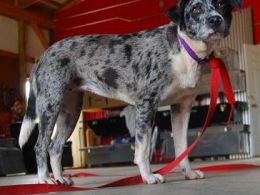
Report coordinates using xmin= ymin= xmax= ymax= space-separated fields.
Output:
xmin=160 ymin=50 xmax=202 ymax=105
xmin=161 ymin=30 xmax=216 ymax=105
xmin=169 ymin=50 xmax=202 ymax=89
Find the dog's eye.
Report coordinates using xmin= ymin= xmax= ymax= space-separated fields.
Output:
xmin=191 ymin=6 xmax=202 ymax=15
xmin=217 ymin=0 xmax=226 ymax=9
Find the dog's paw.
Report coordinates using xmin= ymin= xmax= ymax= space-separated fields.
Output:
xmin=143 ymin=173 xmax=165 ymax=184
xmin=39 ymin=177 xmax=57 ymax=185
xmin=184 ymin=170 xmax=205 ymax=180
xmin=55 ymin=177 xmax=74 ymax=186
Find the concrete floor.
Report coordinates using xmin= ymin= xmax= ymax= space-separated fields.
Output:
xmin=1 ymin=158 xmax=260 ymax=195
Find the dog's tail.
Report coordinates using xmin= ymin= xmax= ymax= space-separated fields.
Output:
xmin=19 ymin=87 xmax=37 ymax=149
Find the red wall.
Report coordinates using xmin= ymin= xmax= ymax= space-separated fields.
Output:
xmin=243 ymin=0 xmax=260 ymax=43
xmin=54 ymin=0 xmax=260 ymax=44
xmin=54 ymin=0 xmax=177 ymax=40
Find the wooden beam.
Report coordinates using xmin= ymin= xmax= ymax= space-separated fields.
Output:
xmin=23 ymin=0 xmax=62 ymax=9
xmin=22 ymin=0 xmax=41 ymax=8
xmin=0 ymin=50 xmax=18 ymax=59
xmin=0 ymin=1 xmax=53 ymax=29
xmin=18 ymin=20 xmax=27 ymax=96
xmin=31 ymin=22 xmax=49 ymax=49
xmin=59 ymin=0 xmax=81 ymax=11
xmin=0 ymin=49 xmax=36 ymax=63
xmin=41 ymin=0 xmax=62 ymax=9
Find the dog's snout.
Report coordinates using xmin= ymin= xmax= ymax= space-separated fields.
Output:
xmin=207 ymin=16 xmax=222 ymax=28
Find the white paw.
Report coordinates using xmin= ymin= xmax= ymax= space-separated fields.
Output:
xmin=39 ymin=176 xmax=74 ymax=186
xmin=55 ymin=177 xmax=74 ymax=186
xmin=184 ymin=170 xmax=205 ymax=180
xmin=143 ymin=173 xmax=165 ymax=184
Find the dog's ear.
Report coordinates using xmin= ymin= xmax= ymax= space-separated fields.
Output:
xmin=228 ymin=0 xmax=243 ymax=8
xmin=165 ymin=5 xmax=182 ymax=24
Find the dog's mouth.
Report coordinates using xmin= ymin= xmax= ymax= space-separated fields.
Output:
xmin=206 ymin=28 xmax=225 ymax=41
xmin=208 ymin=32 xmax=223 ymax=39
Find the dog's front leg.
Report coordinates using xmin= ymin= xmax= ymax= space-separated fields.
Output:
xmin=170 ymin=97 xmax=205 ymax=180
xmin=134 ymin=100 xmax=165 ymax=184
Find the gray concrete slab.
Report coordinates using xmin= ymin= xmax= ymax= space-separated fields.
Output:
xmin=1 ymin=159 xmax=260 ymax=195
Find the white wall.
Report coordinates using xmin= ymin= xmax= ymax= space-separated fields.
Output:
xmin=25 ymin=25 xmax=49 ymax=59
xmin=0 ymin=15 xmax=18 ymax=53
xmin=0 ymin=15 xmax=50 ymax=74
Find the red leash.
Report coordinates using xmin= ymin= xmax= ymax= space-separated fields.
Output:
xmin=0 ymin=57 xmax=244 ymax=194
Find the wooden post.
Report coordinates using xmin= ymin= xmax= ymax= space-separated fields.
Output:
xmin=18 ymin=20 xmax=27 ymax=99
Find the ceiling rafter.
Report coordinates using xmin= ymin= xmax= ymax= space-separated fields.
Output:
xmin=22 ymin=0 xmax=63 ymax=9
xmin=59 ymin=0 xmax=81 ymax=11
xmin=0 ymin=1 xmax=54 ymax=29
xmin=30 ymin=22 xmax=49 ymax=49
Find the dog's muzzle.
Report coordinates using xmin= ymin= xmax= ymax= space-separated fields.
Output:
xmin=207 ymin=16 xmax=223 ymax=29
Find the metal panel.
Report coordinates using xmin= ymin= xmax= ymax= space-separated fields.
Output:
xmin=219 ymin=8 xmax=253 ymax=70
xmin=162 ymin=124 xmax=250 ymax=159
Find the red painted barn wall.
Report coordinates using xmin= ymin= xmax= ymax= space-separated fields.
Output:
xmin=54 ymin=0 xmax=177 ymax=40
xmin=54 ymin=0 xmax=260 ymax=44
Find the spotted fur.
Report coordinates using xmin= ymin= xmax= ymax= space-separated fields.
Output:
xmin=19 ymin=0 xmax=242 ymax=185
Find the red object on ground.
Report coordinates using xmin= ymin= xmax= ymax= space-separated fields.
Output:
xmin=0 ymin=57 xmax=239 ymax=194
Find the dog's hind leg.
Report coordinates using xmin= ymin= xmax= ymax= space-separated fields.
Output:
xmin=170 ymin=96 xmax=205 ymax=180
xmin=134 ymin=99 xmax=165 ymax=184
xmin=34 ymin=91 xmax=65 ymax=184
xmin=48 ymin=90 xmax=84 ymax=185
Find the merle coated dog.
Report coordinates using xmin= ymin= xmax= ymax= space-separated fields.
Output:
xmin=19 ymin=0 xmax=242 ymax=185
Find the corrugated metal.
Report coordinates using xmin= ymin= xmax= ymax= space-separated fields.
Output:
xmin=220 ymin=8 xmax=253 ymax=70
xmin=219 ymin=8 xmax=253 ymax=125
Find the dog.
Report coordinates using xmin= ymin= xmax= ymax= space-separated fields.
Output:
xmin=19 ymin=0 xmax=242 ymax=185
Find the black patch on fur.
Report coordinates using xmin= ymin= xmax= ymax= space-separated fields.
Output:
xmin=25 ymin=90 xmax=36 ymax=120
xmin=105 ymin=59 xmax=111 ymax=64
xmin=146 ymin=63 xmax=151 ymax=75
xmin=60 ymin=58 xmax=70 ymax=67
xmin=132 ymin=63 xmax=139 ymax=74
xmin=40 ymin=112 xmax=51 ymax=131
xmin=88 ymin=47 xmax=98 ymax=58
xmin=122 ymin=35 xmax=131 ymax=41
xmin=94 ymin=71 xmax=104 ymax=83
xmin=47 ymin=103 xmax=53 ymax=112
xmin=137 ymin=133 xmax=144 ymax=142
xmin=102 ymin=68 xmax=119 ymax=89
xmin=80 ymin=49 xmax=86 ymax=57
xmin=109 ymin=40 xmax=122 ymax=54
xmin=124 ymin=44 xmax=132 ymax=63
xmin=70 ymin=41 xmax=78 ymax=50
xmin=51 ymin=52 xmax=56 ymax=57
xmin=126 ymin=83 xmax=132 ymax=90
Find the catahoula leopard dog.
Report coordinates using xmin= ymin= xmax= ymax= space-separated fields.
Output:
xmin=19 ymin=0 xmax=242 ymax=185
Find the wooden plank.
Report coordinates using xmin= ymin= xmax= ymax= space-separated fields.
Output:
xmin=22 ymin=0 xmax=40 ymax=8
xmin=18 ymin=20 xmax=27 ymax=92
xmin=0 ymin=49 xmax=36 ymax=63
xmin=31 ymin=22 xmax=49 ymax=49
xmin=41 ymin=0 xmax=62 ymax=9
xmin=23 ymin=0 xmax=62 ymax=9
xmin=0 ymin=50 xmax=18 ymax=59
xmin=0 ymin=1 xmax=53 ymax=29
xmin=59 ymin=0 xmax=81 ymax=11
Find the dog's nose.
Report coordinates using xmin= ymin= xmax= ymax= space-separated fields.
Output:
xmin=207 ymin=16 xmax=222 ymax=28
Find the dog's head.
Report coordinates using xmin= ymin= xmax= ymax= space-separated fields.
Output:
xmin=166 ymin=0 xmax=243 ymax=42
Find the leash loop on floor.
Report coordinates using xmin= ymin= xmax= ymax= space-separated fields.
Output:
xmin=0 ymin=57 xmax=239 ymax=194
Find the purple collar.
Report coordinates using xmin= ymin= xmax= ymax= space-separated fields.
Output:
xmin=177 ymin=34 xmax=208 ymax=64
